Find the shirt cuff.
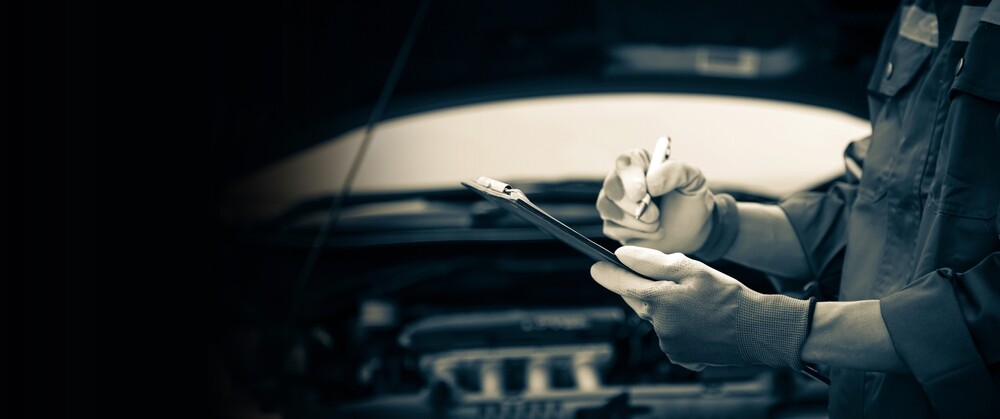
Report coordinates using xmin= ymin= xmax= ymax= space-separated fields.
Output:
xmin=880 ymin=270 xmax=999 ymax=416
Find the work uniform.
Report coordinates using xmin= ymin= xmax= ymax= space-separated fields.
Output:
xmin=778 ymin=0 xmax=1000 ymax=416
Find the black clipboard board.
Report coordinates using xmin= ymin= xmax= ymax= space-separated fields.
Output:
xmin=461 ymin=176 xmax=638 ymax=275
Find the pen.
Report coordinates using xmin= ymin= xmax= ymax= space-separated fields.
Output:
xmin=634 ymin=136 xmax=672 ymax=219
xmin=802 ymin=364 xmax=831 ymax=385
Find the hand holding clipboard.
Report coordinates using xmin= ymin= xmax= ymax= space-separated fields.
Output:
xmin=462 ymin=175 xmax=829 ymax=385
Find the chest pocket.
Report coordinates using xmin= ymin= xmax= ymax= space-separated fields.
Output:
xmin=916 ymin=13 xmax=1000 ymax=278
xmin=937 ymin=15 xmax=1000 ymax=219
xmin=868 ymin=3 xmax=938 ymax=98
xmin=951 ymin=16 xmax=1000 ymax=104
xmin=868 ymin=37 xmax=935 ymax=98
xmin=860 ymin=33 xmax=935 ymax=202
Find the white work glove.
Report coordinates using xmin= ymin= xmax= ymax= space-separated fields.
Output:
xmin=590 ymin=246 xmax=813 ymax=372
xmin=596 ymin=149 xmax=716 ymax=254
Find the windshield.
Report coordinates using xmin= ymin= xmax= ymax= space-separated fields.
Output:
xmin=225 ymin=93 xmax=870 ymax=220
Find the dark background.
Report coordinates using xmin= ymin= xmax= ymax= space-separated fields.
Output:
xmin=9 ymin=0 xmax=896 ymax=417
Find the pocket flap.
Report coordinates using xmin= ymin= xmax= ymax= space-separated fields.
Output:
xmin=868 ymin=36 xmax=934 ymax=97
xmin=951 ymin=21 xmax=1000 ymax=102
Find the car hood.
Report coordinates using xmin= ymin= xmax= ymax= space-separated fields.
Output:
xmin=213 ymin=0 xmax=895 ymax=204
xmin=223 ymin=93 xmax=870 ymax=220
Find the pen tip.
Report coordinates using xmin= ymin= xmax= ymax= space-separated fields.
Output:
xmin=634 ymin=203 xmax=647 ymax=219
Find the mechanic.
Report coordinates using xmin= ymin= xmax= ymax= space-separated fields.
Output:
xmin=590 ymin=0 xmax=1000 ymax=416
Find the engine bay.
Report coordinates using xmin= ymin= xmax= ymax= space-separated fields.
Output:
xmin=212 ymin=186 xmax=830 ymax=418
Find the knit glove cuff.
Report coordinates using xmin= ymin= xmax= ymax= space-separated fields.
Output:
xmin=737 ymin=290 xmax=815 ymax=370
xmin=692 ymin=194 xmax=739 ymax=262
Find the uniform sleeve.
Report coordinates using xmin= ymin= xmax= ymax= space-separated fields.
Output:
xmin=777 ymin=137 xmax=867 ymax=286
xmin=880 ymin=253 xmax=1000 ymax=416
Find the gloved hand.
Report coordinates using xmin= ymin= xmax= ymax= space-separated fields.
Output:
xmin=596 ymin=148 xmax=716 ymax=254
xmin=591 ymin=246 xmax=813 ymax=371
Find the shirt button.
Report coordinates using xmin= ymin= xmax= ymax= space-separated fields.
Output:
xmin=955 ymin=57 xmax=964 ymax=76
xmin=885 ymin=62 xmax=894 ymax=79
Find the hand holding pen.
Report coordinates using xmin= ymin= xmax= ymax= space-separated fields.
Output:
xmin=634 ymin=136 xmax=671 ymax=219
xmin=599 ymin=135 xmax=713 ymax=254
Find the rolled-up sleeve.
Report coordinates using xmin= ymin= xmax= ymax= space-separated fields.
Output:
xmin=880 ymin=253 xmax=1000 ymax=416
xmin=778 ymin=137 xmax=867 ymax=284
xmin=779 ymin=183 xmax=857 ymax=279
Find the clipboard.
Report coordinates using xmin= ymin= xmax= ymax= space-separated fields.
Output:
xmin=462 ymin=176 xmax=832 ymax=386
xmin=461 ymin=176 xmax=637 ymax=275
